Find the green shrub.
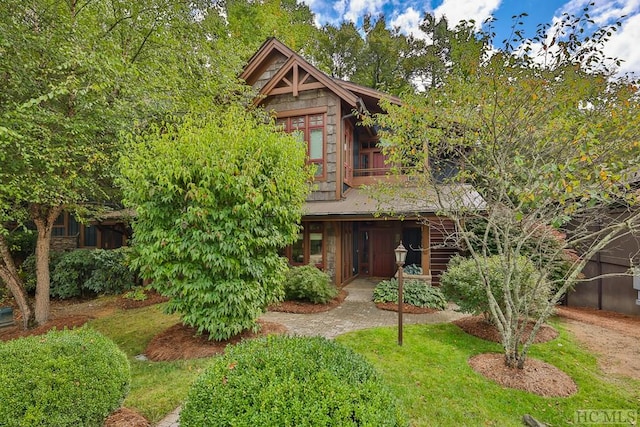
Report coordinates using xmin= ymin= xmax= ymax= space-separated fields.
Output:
xmin=373 ymin=279 xmax=448 ymax=310
xmin=6 ymin=229 xmax=37 ymax=261
xmin=84 ymin=248 xmax=136 ymax=295
xmin=284 ymin=264 xmax=338 ymax=304
xmin=20 ymin=248 xmax=135 ymax=299
xmin=0 ymin=327 xmax=130 ymax=426
xmin=180 ymin=336 xmax=406 ymax=427
xmin=440 ymin=255 xmax=550 ymax=318
xmin=404 ymin=264 xmax=423 ymax=275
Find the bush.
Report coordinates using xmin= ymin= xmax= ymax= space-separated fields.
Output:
xmin=373 ymin=279 xmax=448 ymax=310
xmin=440 ymin=255 xmax=550 ymax=318
xmin=0 ymin=327 xmax=130 ymax=426
xmin=20 ymin=248 xmax=135 ymax=299
xmin=404 ymin=264 xmax=423 ymax=275
xmin=180 ymin=336 xmax=406 ymax=427
xmin=284 ymin=264 xmax=338 ymax=304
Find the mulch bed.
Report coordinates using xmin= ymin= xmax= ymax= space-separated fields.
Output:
xmin=469 ymin=353 xmax=578 ymax=397
xmin=104 ymin=407 xmax=151 ymax=427
xmin=453 ymin=315 xmax=558 ymax=344
xmin=269 ymin=289 xmax=348 ymax=314
xmin=375 ymin=302 xmax=439 ymax=314
xmin=144 ymin=319 xmax=288 ymax=361
xmin=116 ymin=290 xmax=169 ymax=310
xmin=0 ymin=315 xmax=93 ymax=341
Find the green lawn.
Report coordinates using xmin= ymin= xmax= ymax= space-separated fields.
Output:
xmin=89 ymin=304 xmax=211 ymax=424
xmin=88 ymin=303 xmax=639 ymax=425
xmin=336 ymin=321 xmax=640 ymax=427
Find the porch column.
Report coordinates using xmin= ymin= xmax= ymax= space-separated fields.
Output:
xmin=421 ymin=223 xmax=431 ymax=275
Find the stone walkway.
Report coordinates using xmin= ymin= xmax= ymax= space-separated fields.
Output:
xmin=156 ymin=277 xmax=466 ymax=427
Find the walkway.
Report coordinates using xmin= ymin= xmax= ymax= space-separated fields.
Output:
xmin=156 ymin=277 xmax=465 ymax=426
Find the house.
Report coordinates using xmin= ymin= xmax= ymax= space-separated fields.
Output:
xmin=50 ymin=209 xmax=131 ymax=252
xmin=240 ymin=38 xmax=469 ymax=285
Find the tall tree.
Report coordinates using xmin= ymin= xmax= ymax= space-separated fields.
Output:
xmin=313 ymin=22 xmax=364 ymax=80
xmin=352 ymin=14 xmax=413 ymax=95
xmin=369 ymin=11 xmax=640 ymax=368
xmin=119 ymin=107 xmax=312 ymax=340
xmin=0 ymin=0 xmax=245 ymax=327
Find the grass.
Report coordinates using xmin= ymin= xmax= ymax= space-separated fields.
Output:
xmin=89 ymin=303 xmax=211 ymax=424
xmin=336 ymin=320 xmax=640 ymax=427
xmin=86 ymin=301 xmax=639 ymax=425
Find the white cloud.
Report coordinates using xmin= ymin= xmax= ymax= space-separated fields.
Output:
xmin=390 ymin=7 xmax=422 ymax=32
xmin=433 ymin=0 xmax=502 ymax=29
xmin=340 ymin=0 xmax=387 ymax=23
xmin=604 ymin=12 xmax=640 ymax=76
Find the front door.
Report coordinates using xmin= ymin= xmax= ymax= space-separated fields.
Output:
xmin=371 ymin=229 xmax=396 ymax=277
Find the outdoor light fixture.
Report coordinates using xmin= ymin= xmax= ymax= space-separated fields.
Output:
xmin=394 ymin=241 xmax=407 ymax=346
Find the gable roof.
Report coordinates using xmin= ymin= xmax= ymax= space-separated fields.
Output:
xmin=240 ymin=38 xmax=401 ymax=112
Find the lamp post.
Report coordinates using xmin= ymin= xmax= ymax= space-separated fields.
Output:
xmin=395 ymin=241 xmax=407 ymax=346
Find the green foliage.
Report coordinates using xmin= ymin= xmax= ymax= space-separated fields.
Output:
xmin=180 ymin=335 xmax=406 ymax=426
xmin=119 ymin=107 xmax=311 ymax=340
xmin=404 ymin=264 xmax=423 ymax=275
xmin=440 ymin=255 xmax=551 ymax=317
xmin=5 ymin=230 xmax=37 ymax=260
xmin=20 ymin=248 xmax=135 ymax=299
xmin=373 ymin=279 xmax=448 ymax=310
xmin=0 ymin=327 xmax=130 ymax=426
xmin=283 ymin=264 xmax=337 ymax=304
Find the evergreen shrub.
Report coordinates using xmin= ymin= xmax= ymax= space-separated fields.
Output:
xmin=0 ymin=327 xmax=130 ymax=426
xmin=180 ymin=335 xmax=406 ymax=426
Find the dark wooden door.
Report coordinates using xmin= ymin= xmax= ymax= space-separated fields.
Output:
xmin=371 ymin=229 xmax=396 ymax=277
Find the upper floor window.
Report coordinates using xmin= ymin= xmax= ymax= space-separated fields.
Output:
xmin=277 ymin=113 xmax=326 ymax=179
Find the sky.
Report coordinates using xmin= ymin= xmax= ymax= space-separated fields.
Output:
xmin=304 ymin=0 xmax=640 ymax=76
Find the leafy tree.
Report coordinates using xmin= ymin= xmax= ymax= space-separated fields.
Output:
xmin=352 ymin=14 xmax=413 ymax=95
xmin=313 ymin=22 xmax=364 ymax=80
xmin=119 ymin=107 xmax=311 ymax=340
xmin=369 ymin=10 xmax=640 ymax=368
xmin=0 ymin=0 xmax=246 ymax=327
xmin=225 ymin=0 xmax=319 ymax=60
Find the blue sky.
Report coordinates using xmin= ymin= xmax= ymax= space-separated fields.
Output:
xmin=304 ymin=0 xmax=640 ymax=75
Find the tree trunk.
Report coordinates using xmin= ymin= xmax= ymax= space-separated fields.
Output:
xmin=0 ymin=234 xmax=34 ymax=329
xmin=31 ymin=204 xmax=63 ymax=325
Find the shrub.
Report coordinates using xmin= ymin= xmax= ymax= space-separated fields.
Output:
xmin=404 ymin=264 xmax=423 ymax=275
xmin=373 ymin=278 xmax=448 ymax=310
xmin=0 ymin=327 xmax=130 ymax=426
xmin=180 ymin=336 xmax=406 ymax=426
xmin=20 ymin=248 xmax=135 ymax=299
xmin=440 ymin=255 xmax=551 ymax=318
xmin=284 ymin=264 xmax=338 ymax=304
xmin=83 ymin=248 xmax=136 ymax=295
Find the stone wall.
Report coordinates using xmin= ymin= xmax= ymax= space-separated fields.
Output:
xmin=50 ymin=235 xmax=78 ymax=252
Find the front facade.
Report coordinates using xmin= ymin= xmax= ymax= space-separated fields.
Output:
xmin=241 ymin=39 xmax=457 ymax=285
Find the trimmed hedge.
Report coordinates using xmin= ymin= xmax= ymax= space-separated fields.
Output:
xmin=284 ymin=264 xmax=338 ymax=304
xmin=0 ymin=327 xmax=130 ymax=426
xmin=373 ymin=278 xmax=448 ymax=310
xmin=180 ymin=336 xmax=407 ymax=426
xmin=20 ymin=247 xmax=135 ymax=299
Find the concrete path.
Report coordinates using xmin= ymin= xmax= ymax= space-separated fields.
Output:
xmin=155 ymin=277 xmax=466 ymax=426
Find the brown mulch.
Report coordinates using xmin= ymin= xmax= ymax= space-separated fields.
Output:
xmin=453 ymin=315 xmax=559 ymax=344
xmin=269 ymin=289 xmax=348 ymax=314
xmin=469 ymin=353 xmax=578 ymax=397
xmin=0 ymin=315 xmax=93 ymax=341
xmin=375 ymin=302 xmax=439 ymax=314
xmin=104 ymin=407 xmax=151 ymax=427
xmin=116 ymin=290 xmax=169 ymax=310
xmin=144 ymin=319 xmax=288 ymax=361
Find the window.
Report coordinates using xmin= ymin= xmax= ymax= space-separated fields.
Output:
xmin=286 ymin=223 xmax=324 ymax=268
xmin=277 ymin=114 xmax=326 ymax=179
